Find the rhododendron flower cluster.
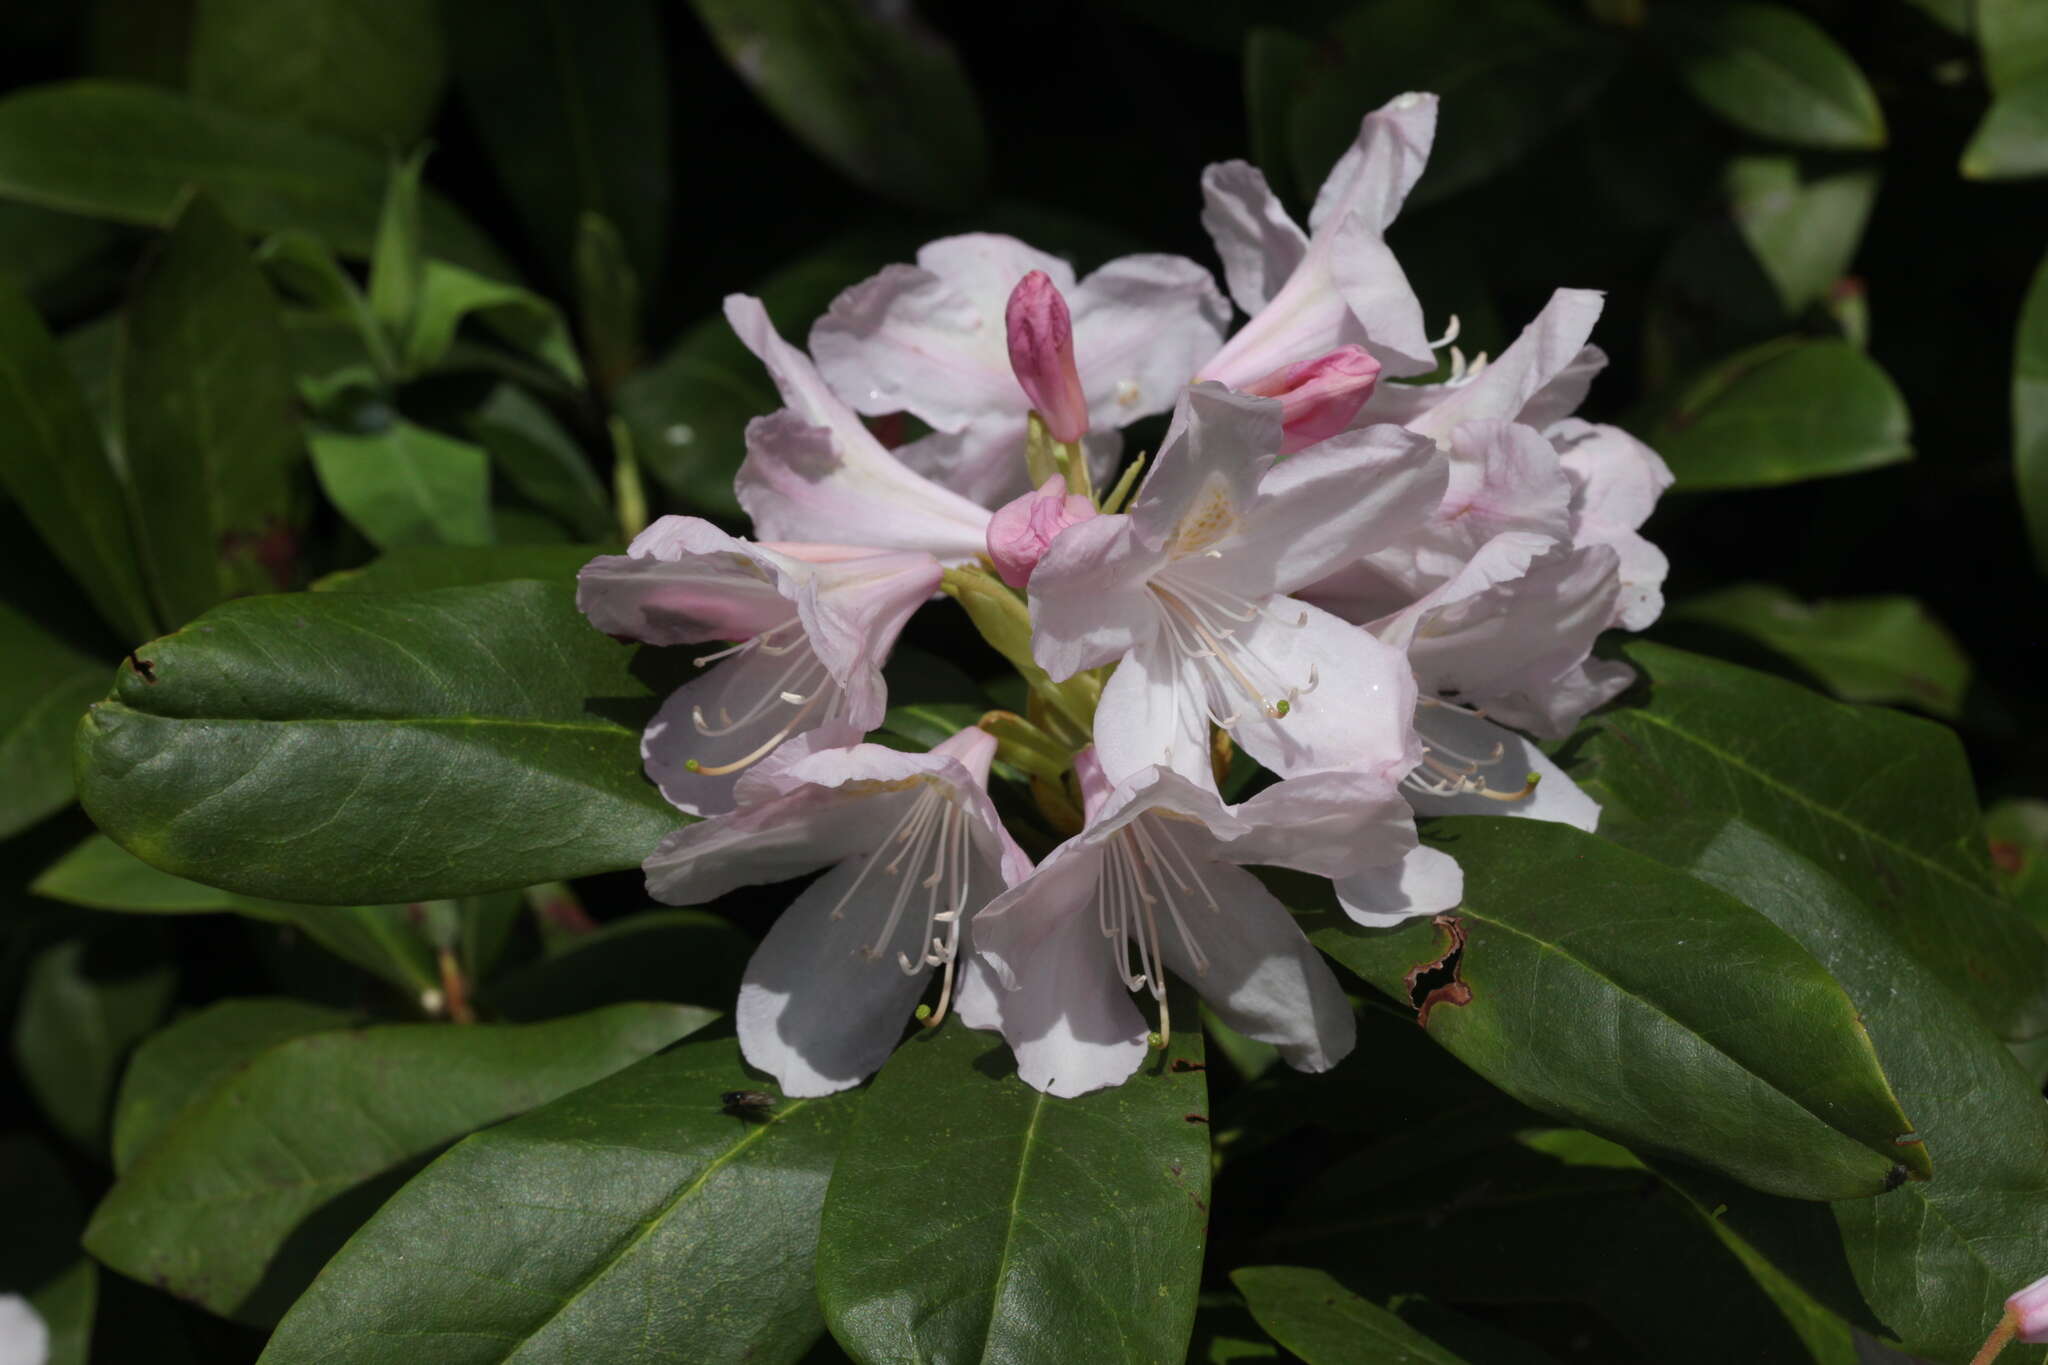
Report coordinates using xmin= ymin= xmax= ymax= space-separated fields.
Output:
xmin=577 ymin=91 xmax=1671 ymax=1099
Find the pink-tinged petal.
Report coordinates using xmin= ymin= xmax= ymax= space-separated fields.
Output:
xmin=1152 ymin=857 xmax=1356 ymax=1074
xmin=577 ymin=516 xmax=795 ymax=644
xmin=988 ymin=476 xmax=1098 ymax=589
xmin=1551 ymin=418 xmax=1674 ymax=631
xmin=1071 ymin=253 xmax=1231 ymax=430
xmin=916 ymin=233 xmax=1078 ymax=321
xmin=1294 ymin=557 xmax=1417 ymax=627
xmin=893 ymin=421 xmax=1121 ymax=509
xmin=1307 ymin=92 xmax=1438 ymax=238
xmin=931 ymin=723 xmax=997 ymax=788
xmin=1405 ymin=704 xmax=1601 ymax=831
xmin=809 ymin=264 xmax=1016 ymax=430
xmin=1217 ymin=599 xmax=1418 ymax=782
xmin=1007 ymin=271 xmax=1091 ymax=442
xmin=1407 ymin=289 xmax=1605 ymax=444
xmin=1240 ymin=345 xmax=1381 ymax=453
xmin=1370 ymin=528 xmax=1556 ymax=632
xmin=1521 ymin=344 xmax=1609 ymax=428
xmin=793 ymin=550 xmax=941 ymax=729
xmin=1073 ymin=745 xmax=1115 ymax=824
xmin=1197 ymin=255 xmax=1355 ymax=391
xmin=2007 ymin=1272 xmax=2048 ymax=1343
xmin=1437 ymin=419 xmax=1575 ymax=552
xmin=1334 ymin=844 xmax=1463 ymax=927
xmin=1090 ymin=633 xmax=1213 ymax=789
xmin=1225 ymin=769 xmax=1417 ymax=880
xmin=1209 ymin=423 xmax=1445 ymax=597
xmin=738 ymin=849 xmax=1007 ymax=1096
xmin=736 ymin=410 xmax=992 ymax=564
xmin=1126 ymin=383 xmax=1282 ymax=551
xmin=1324 ymin=218 xmax=1436 ymax=376
xmin=1200 ymin=159 xmax=1308 ymax=315
xmin=642 ymin=777 xmax=917 ymax=904
xmin=1027 ymin=513 xmax=1164 ymax=680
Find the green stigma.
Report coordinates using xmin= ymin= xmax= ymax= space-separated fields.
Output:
xmin=1273 ymin=699 xmax=1291 ymax=718
xmin=684 ymin=758 xmax=702 ymax=773
xmin=1526 ymin=772 xmax=1541 ymax=787
xmin=1147 ymin=1030 xmax=1165 ymax=1050
xmin=914 ymin=1003 xmax=933 ymax=1022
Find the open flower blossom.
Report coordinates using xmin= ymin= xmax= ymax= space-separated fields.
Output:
xmin=579 ymin=515 xmax=940 ymax=816
xmin=1028 ymin=382 xmax=1444 ymax=789
xmin=963 ymin=749 xmax=1437 ymax=1098
xmin=726 ymin=294 xmax=994 ymax=563
xmin=644 ymin=727 xmax=1029 ymax=1097
xmin=807 ymin=234 xmax=1230 ymax=504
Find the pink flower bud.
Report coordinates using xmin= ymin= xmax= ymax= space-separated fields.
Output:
xmin=1240 ymin=344 xmax=1382 ymax=454
xmin=1006 ymin=271 xmax=1090 ymax=443
xmin=987 ymin=476 xmax=1096 ymax=589
xmin=2009 ymin=1271 xmax=2048 ymax=1342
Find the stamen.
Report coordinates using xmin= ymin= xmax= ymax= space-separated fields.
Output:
xmin=685 ymin=688 xmax=828 ymax=776
xmin=1428 ymin=313 xmax=1462 ymax=349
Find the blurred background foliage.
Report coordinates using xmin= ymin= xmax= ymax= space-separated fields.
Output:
xmin=1 ymin=0 xmax=2046 ymax=1361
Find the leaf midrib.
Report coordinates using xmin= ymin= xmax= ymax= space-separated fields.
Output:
xmin=94 ymin=699 xmax=632 ymax=737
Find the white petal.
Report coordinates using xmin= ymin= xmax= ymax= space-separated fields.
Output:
xmin=1200 ymin=160 xmax=1309 ymax=315
xmin=1521 ymin=345 xmax=1609 ymax=428
xmin=1073 ymin=253 xmax=1230 ymax=430
xmin=576 ymin=518 xmax=795 ymax=645
xmin=1551 ymin=418 xmax=1674 ymax=631
xmin=1405 ymin=706 xmax=1601 ymax=831
xmin=1409 ymin=289 xmax=1605 ymax=444
xmin=808 ymin=263 xmax=1017 ymax=431
xmin=794 ymin=550 xmax=941 ymax=728
xmin=1153 ymin=857 xmax=1355 ymax=1074
xmin=1027 ymin=514 xmax=1164 ymax=680
xmin=1225 ymin=769 xmax=1416 ymax=880
xmin=643 ymin=781 xmax=912 ymax=904
xmin=1307 ymin=92 xmax=1438 ymax=237
xmin=1219 ymin=599 xmax=1417 ymax=783
xmin=916 ymin=233 xmax=1077 ymax=320
xmin=1127 ymin=383 xmax=1282 ymax=549
xmin=1324 ymin=217 xmax=1435 ymax=376
xmin=1333 ymin=844 xmax=1463 ymax=927
xmin=0 ymin=1295 xmax=48 ymax=1365
xmin=1091 ymin=631 xmax=1213 ymax=790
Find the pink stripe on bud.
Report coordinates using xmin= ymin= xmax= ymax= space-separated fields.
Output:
xmin=1006 ymin=271 xmax=1090 ymax=443
xmin=987 ymin=476 xmax=1097 ymax=589
xmin=1241 ymin=344 xmax=1381 ymax=454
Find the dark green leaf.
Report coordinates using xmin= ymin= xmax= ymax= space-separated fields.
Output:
xmin=488 ymin=909 xmax=753 ymax=1020
xmin=258 ymin=1037 xmax=851 ymax=1364
xmin=309 ymin=420 xmax=493 ymax=549
xmin=574 ymin=210 xmax=641 ymax=398
xmin=1243 ymin=29 xmax=1311 ymax=208
xmin=616 ymin=238 xmax=896 ymax=518
xmin=1726 ymin=157 xmax=1878 ymax=314
xmin=0 ymin=276 xmax=157 ymax=643
xmin=1307 ymin=817 xmax=1928 ymax=1200
xmin=122 ymin=191 xmax=303 ymax=625
xmin=1288 ymin=0 xmax=1620 ymax=210
xmin=1651 ymin=2 xmax=1886 ymax=150
xmin=0 ymin=1136 xmax=96 ymax=1365
xmin=1670 ymin=584 xmax=1970 ymax=719
xmin=111 ymin=997 xmax=353 ymax=1173
xmin=1980 ymin=0 xmax=2048 ymax=93
xmin=0 ymin=81 xmax=506 ymax=274
xmin=1962 ymin=73 xmax=2048 ymax=180
xmin=74 ymin=580 xmax=683 ymax=903
xmin=1649 ymin=337 xmax=1911 ymax=489
xmin=1232 ymin=1267 xmax=1471 ymax=1365
xmin=189 ymin=0 xmax=446 ymax=147
xmin=2019 ymin=249 xmax=2048 ymax=571
xmin=85 ymin=1002 xmax=712 ymax=1325
xmin=257 ymin=231 xmax=394 ymax=383
xmin=1623 ymin=819 xmax=2048 ymax=1364
xmin=1190 ymin=1294 xmax=1281 ymax=1365
xmin=312 ymin=542 xmax=605 ymax=593
xmin=366 ymin=148 xmax=426 ymax=343
xmin=0 ymin=602 xmax=105 ymax=838
xmin=817 ymin=1008 xmax=1210 ymax=1364
xmin=1585 ymin=644 xmax=2048 ymax=1041
xmin=401 ymin=261 xmax=583 ymax=386
xmin=446 ymin=0 xmax=668 ymax=281
xmin=467 ymin=384 xmax=613 ymax=541
xmin=1988 ymin=800 xmax=2048 ymax=931
xmin=691 ymin=0 xmax=987 ymax=211
xmin=0 ymin=200 xmax=124 ymax=305
xmin=11 ymin=938 xmax=177 ymax=1151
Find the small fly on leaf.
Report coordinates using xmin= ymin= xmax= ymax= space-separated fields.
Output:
xmin=721 ymin=1089 xmax=777 ymax=1120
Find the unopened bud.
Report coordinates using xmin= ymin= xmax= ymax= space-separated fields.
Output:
xmin=1240 ymin=344 xmax=1381 ymax=454
xmin=987 ymin=476 xmax=1096 ymax=589
xmin=1006 ymin=271 xmax=1090 ymax=443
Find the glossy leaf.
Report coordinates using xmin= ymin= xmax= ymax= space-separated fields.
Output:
xmin=574 ymin=210 xmax=641 ymax=397
xmin=74 ymin=580 xmax=683 ymax=903
xmin=446 ymin=0 xmax=668 ymax=281
xmin=1980 ymin=0 xmax=2048 ymax=93
xmin=84 ymin=1002 xmax=712 ymax=1325
xmin=122 ymin=191 xmax=303 ymax=625
xmin=2016 ymin=249 xmax=2048 ymax=573
xmin=0 ymin=277 xmax=157 ymax=643
xmin=259 ymin=1037 xmax=851 ymax=1365
xmin=1288 ymin=0 xmax=1619 ymax=210
xmin=110 ymin=997 xmax=352 ymax=1173
xmin=189 ymin=0 xmax=446 ymax=147
xmin=1624 ymin=819 xmax=2048 ymax=1364
xmin=312 ymin=542 xmax=605 ymax=594
xmin=1726 ymin=157 xmax=1877 ymax=315
xmin=615 ymin=237 xmax=897 ymax=518
xmin=1650 ymin=337 xmax=1911 ymax=489
xmin=0 ymin=200 xmax=124 ymax=306
xmin=1671 ymin=583 xmax=1970 ymax=719
xmin=1307 ymin=817 xmax=1928 ymax=1200
xmin=466 ymin=384 xmax=613 ymax=541
xmin=0 ymin=603 xmax=105 ymax=839
xmin=309 ymin=420 xmax=493 ymax=549
xmin=1651 ymin=2 xmax=1886 ymax=150
xmin=11 ymin=938 xmax=176 ymax=1152
xmin=691 ymin=0 xmax=987 ymax=211
xmin=817 ymin=1006 xmax=1210 ymax=1364
xmin=1586 ymin=644 xmax=2048 ymax=1041
xmin=0 ymin=1137 xmax=96 ymax=1365
xmin=1988 ymin=800 xmax=2048 ymax=931
xmin=1962 ymin=73 xmax=2048 ymax=181
xmin=488 ymin=909 xmax=754 ymax=1021
xmin=1232 ymin=1267 xmax=1471 ymax=1365
xmin=400 ymin=260 xmax=583 ymax=386
xmin=0 ymin=82 xmax=505 ymax=273
xmin=1243 ymin=29 xmax=1311 ymax=208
